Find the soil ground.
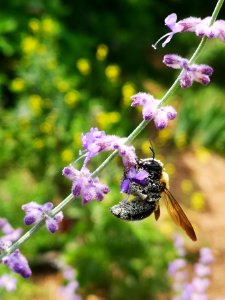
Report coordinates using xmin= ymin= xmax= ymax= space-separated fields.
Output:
xmin=181 ymin=150 xmax=225 ymax=299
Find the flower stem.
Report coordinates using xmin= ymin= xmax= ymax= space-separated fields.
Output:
xmin=1 ymin=0 xmax=224 ymax=260
xmin=210 ymin=0 xmax=224 ymax=25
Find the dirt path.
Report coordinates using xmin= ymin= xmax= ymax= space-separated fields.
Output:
xmin=181 ymin=150 xmax=225 ymax=299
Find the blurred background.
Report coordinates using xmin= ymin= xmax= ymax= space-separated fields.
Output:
xmin=0 ymin=0 xmax=225 ymax=299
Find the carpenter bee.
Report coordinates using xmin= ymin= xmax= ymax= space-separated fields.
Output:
xmin=110 ymin=148 xmax=197 ymax=241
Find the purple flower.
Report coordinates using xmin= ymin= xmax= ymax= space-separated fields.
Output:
xmin=120 ymin=167 xmax=149 ymax=193
xmin=192 ymin=277 xmax=210 ymax=294
xmin=168 ymin=258 xmax=187 ymax=276
xmin=63 ymin=267 xmax=75 ymax=281
xmin=22 ymin=202 xmax=63 ymax=234
xmin=131 ymin=92 xmax=177 ymax=129
xmin=195 ymin=17 xmax=225 ymax=42
xmin=2 ymin=249 xmax=32 ymax=278
xmin=163 ymin=54 xmax=213 ymax=88
xmin=81 ymin=128 xmax=137 ymax=169
xmin=82 ymin=128 xmax=113 ymax=163
xmin=169 ymin=235 xmax=215 ymax=300
xmin=59 ymin=280 xmax=82 ymax=300
xmin=199 ymin=248 xmax=213 ymax=265
xmin=194 ymin=263 xmax=211 ymax=277
xmin=153 ymin=13 xmax=201 ymax=48
xmin=0 ymin=218 xmax=22 ymax=244
xmin=113 ymin=143 xmax=137 ymax=170
xmin=153 ymin=13 xmax=225 ymax=48
xmin=0 ymin=219 xmax=32 ymax=279
xmin=174 ymin=234 xmax=186 ymax=257
xmin=46 ymin=211 xmax=64 ymax=233
xmin=63 ymin=166 xmax=109 ymax=204
xmin=0 ymin=274 xmax=17 ymax=291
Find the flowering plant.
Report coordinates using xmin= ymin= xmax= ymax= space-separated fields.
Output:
xmin=0 ymin=0 xmax=224 ymax=298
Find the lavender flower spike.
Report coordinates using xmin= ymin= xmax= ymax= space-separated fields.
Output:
xmin=153 ymin=13 xmax=225 ymax=49
xmin=152 ymin=13 xmax=201 ymax=48
xmin=163 ymin=54 xmax=213 ymax=88
xmin=63 ymin=165 xmax=109 ymax=204
xmin=0 ymin=218 xmax=22 ymax=244
xmin=22 ymin=201 xmax=64 ymax=233
xmin=131 ymin=92 xmax=177 ymax=130
xmin=81 ymin=128 xmax=137 ymax=169
xmin=2 ymin=249 xmax=32 ymax=278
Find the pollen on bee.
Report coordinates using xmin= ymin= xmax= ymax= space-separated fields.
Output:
xmin=162 ymin=171 xmax=170 ymax=189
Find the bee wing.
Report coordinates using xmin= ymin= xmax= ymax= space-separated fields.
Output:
xmin=163 ymin=188 xmax=197 ymax=241
xmin=154 ymin=203 xmax=160 ymax=221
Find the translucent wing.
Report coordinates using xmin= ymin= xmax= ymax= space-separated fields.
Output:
xmin=163 ymin=188 xmax=197 ymax=241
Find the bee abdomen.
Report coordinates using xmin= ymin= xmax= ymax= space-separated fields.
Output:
xmin=110 ymin=198 xmax=157 ymax=221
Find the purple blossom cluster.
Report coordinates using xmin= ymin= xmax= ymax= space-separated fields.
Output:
xmin=58 ymin=264 xmax=82 ymax=300
xmin=62 ymin=127 xmax=139 ymax=204
xmin=0 ymin=218 xmax=32 ymax=279
xmin=63 ymin=166 xmax=109 ymax=204
xmin=81 ymin=127 xmax=137 ymax=168
xmin=120 ymin=166 xmax=149 ymax=194
xmin=22 ymin=202 xmax=63 ymax=233
xmin=153 ymin=13 xmax=225 ymax=48
xmin=131 ymin=92 xmax=177 ymax=129
xmin=0 ymin=274 xmax=17 ymax=291
xmin=2 ymin=249 xmax=32 ymax=279
xmin=168 ymin=234 xmax=214 ymax=300
xmin=163 ymin=54 xmax=213 ymax=88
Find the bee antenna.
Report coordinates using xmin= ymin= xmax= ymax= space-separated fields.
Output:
xmin=149 ymin=146 xmax=155 ymax=160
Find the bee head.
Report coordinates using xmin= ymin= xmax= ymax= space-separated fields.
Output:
xmin=137 ymin=146 xmax=163 ymax=179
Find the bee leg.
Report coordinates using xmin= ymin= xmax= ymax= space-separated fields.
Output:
xmin=154 ymin=203 xmax=160 ymax=221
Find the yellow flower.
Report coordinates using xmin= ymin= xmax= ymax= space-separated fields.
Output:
xmin=19 ymin=117 xmax=30 ymax=128
xmin=54 ymin=79 xmax=70 ymax=93
xmin=165 ymin=163 xmax=175 ymax=176
xmin=96 ymin=111 xmax=121 ymax=128
xmin=175 ymin=132 xmax=187 ymax=149
xmin=181 ymin=179 xmax=193 ymax=194
xmin=28 ymin=18 xmax=40 ymax=33
xmin=195 ymin=147 xmax=211 ymax=163
xmin=141 ymin=140 xmax=151 ymax=156
xmin=41 ymin=17 xmax=57 ymax=35
xmin=46 ymin=58 xmax=57 ymax=70
xmin=61 ymin=149 xmax=74 ymax=163
xmin=105 ymin=64 xmax=120 ymax=82
xmin=33 ymin=138 xmax=44 ymax=149
xmin=29 ymin=94 xmax=43 ymax=115
xmin=73 ymin=132 xmax=82 ymax=148
xmin=96 ymin=44 xmax=109 ymax=61
xmin=76 ymin=58 xmax=91 ymax=75
xmin=10 ymin=78 xmax=26 ymax=92
xmin=159 ymin=219 xmax=174 ymax=237
xmin=121 ymin=82 xmax=136 ymax=107
xmin=157 ymin=127 xmax=172 ymax=144
xmin=21 ymin=36 xmax=39 ymax=54
xmin=40 ymin=121 xmax=53 ymax=134
xmin=191 ymin=192 xmax=205 ymax=211
xmin=64 ymin=90 xmax=80 ymax=107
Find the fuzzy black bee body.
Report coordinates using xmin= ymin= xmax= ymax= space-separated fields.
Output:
xmin=110 ymin=151 xmax=197 ymax=241
xmin=110 ymin=158 xmax=164 ymax=221
xmin=110 ymin=197 xmax=157 ymax=221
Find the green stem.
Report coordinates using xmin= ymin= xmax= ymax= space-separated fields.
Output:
xmin=210 ymin=0 xmax=224 ymax=24
xmin=1 ymin=0 xmax=224 ymax=260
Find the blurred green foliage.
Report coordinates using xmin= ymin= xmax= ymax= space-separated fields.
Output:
xmin=0 ymin=0 xmax=225 ymax=299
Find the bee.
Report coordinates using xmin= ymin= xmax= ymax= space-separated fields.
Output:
xmin=110 ymin=148 xmax=197 ymax=241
